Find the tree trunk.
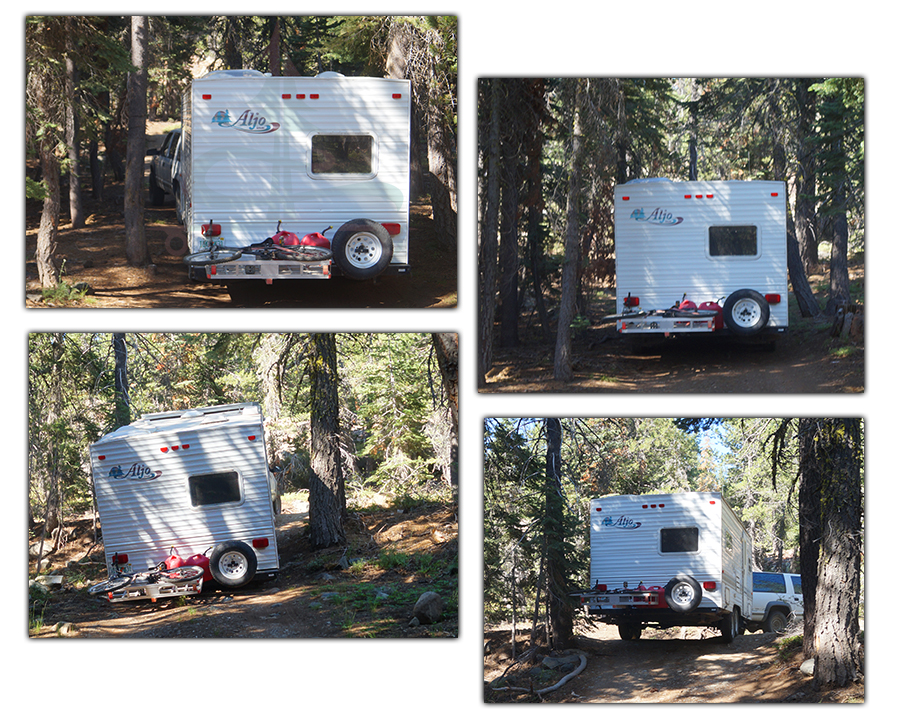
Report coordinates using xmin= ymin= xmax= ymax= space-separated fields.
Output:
xmin=65 ymin=17 xmax=84 ymax=229
xmin=795 ymin=79 xmax=819 ymax=273
xmin=112 ymin=333 xmax=130 ymax=427
xmin=544 ymin=418 xmax=573 ymax=649
xmin=811 ymin=419 xmax=863 ymax=689
xmin=797 ymin=419 xmax=822 ymax=659
xmin=307 ymin=333 xmax=346 ymax=548
xmin=36 ymin=144 xmax=61 ymax=288
xmin=431 ymin=333 xmax=459 ymax=494
xmin=498 ymin=149 xmax=520 ymax=348
xmin=478 ymin=79 xmax=502 ymax=386
xmin=554 ymin=80 xmax=584 ymax=381
xmin=124 ymin=16 xmax=151 ymax=267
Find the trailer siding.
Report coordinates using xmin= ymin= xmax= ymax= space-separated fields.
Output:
xmin=184 ymin=74 xmax=410 ymax=264
xmin=614 ymin=180 xmax=788 ymax=328
xmin=91 ymin=404 xmax=279 ymax=576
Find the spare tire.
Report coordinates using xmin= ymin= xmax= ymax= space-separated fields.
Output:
xmin=209 ymin=540 xmax=258 ymax=588
xmin=332 ymin=219 xmax=393 ymax=280
xmin=723 ymin=289 xmax=770 ymax=335
xmin=664 ymin=575 xmax=703 ymax=613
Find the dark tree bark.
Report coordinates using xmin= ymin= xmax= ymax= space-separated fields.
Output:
xmin=112 ymin=333 xmax=130 ymax=428
xmin=544 ymin=418 xmax=573 ymax=649
xmin=798 ymin=418 xmax=863 ymax=687
xmin=498 ymin=143 xmax=520 ymax=348
xmin=431 ymin=333 xmax=458 ymax=493
xmin=124 ymin=16 xmax=151 ymax=266
xmin=64 ymin=16 xmax=84 ymax=229
xmin=307 ymin=333 xmax=346 ymax=548
xmin=478 ymin=79 xmax=502 ymax=386
xmin=795 ymin=79 xmax=819 ymax=273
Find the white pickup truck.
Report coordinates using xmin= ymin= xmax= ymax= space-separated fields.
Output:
xmin=745 ymin=571 xmax=803 ymax=633
xmin=148 ymin=128 xmax=184 ymax=221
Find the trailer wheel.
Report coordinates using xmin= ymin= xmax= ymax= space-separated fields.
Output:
xmin=722 ymin=289 xmax=770 ymax=335
xmin=617 ymin=623 xmax=642 ymax=641
xmin=664 ymin=575 xmax=703 ymax=613
xmin=332 ymin=219 xmax=393 ymax=280
xmin=720 ymin=607 xmax=741 ymax=643
xmin=209 ymin=541 xmax=258 ymax=588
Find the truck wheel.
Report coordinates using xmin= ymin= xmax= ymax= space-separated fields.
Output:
xmin=617 ymin=623 xmax=642 ymax=641
xmin=209 ymin=540 xmax=258 ymax=588
xmin=332 ymin=219 xmax=393 ymax=280
xmin=723 ymin=289 xmax=770 ymax=335
xmin=764 ymin=609 xmax=789 ymax=633
xmin=664 ymin=575 xmax=703 ymax=613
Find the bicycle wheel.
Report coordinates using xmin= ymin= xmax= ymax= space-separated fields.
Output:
xmin=158 ymin=565 xmax=205 ymax=583
xmin=88 ymin=574 xmax=135 ymax=595
xmin=184 ymin=247 xmax=244 ymax=265
xmin=274 ymin=245 xmax=333 ymax=262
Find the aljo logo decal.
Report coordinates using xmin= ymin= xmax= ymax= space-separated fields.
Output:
xmin=211 ymin=109 xmax=280 ymax=134
xmin=109 ymin=463 xmax=161 ymax=481
xmin=602 ymin=515 xmax=641 ymax=530
xmin=630 ymin=207 xmax=683 ymax=226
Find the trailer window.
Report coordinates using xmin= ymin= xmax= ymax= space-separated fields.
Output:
xmin=660 ymin=527 xmax=699 ymax=553
xmin=189 ymin=471 xmax=242 ymax=507
xmin=310 ymin=134 xmax=374 ymax=175
xmin=708 ymin=226 xmax=757 ymax=256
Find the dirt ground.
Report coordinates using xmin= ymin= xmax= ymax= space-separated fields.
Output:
xmin=484 ymin=622 xmax=864 ymax=703
xmin=481 ymin=267 xmax=864 ymax=394
xmin=25 ymin=122 xmax=457 ymax=309
xmin=28 ymin=497 xmax=458 ymax=638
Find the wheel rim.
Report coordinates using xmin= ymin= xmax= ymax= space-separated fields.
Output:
xmin=219 ymin=552 xmax=248 ymax=580
xmin=344 ymin=233 xmax=383 ymax=269
xmin=672 ymin=583 xmax=696 ymax=607
xmin=732 ymin=298 xmax=763 ymax=328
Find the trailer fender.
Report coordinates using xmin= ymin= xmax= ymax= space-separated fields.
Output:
xmin=209 ymin=540 xmax=258 ymax=588
xmin=332 ymin=219 xmax=393 ymax=280
xmin=664 ymin=575 xmax=703 ymax=613
xmin=722 ymin=289 xmax=770 ymax=335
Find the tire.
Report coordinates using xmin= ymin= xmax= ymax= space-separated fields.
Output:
xmin=664 ymin=575 xmax=703 ymax=613
xmin=722 ymin=289 xmax=770 ymax=335
xmin=159 ymin=565 xmax=205 ymax=583
xmin=332 ymin=219 xmax=393 ymax=280
xmin=183 ymin=248 xmax=243 ymax=265
xmin=274 ymin=245 xmax=333 ymax=262
xmin=88 ymin=574 xmax=134 ymax=595
xmin=720 ymin=607 xmax=740 ymax=643
xmin=764 ymin=609 xmax=789 ymax=633
xmin=617 ymin=623 xmax=642 ymax=641
xmin=209 ymin=541 xmax=257 ymax=588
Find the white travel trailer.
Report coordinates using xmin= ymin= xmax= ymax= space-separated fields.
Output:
xmin=612 ymin=179 xmax=788 ymax=338
xmin=181 ymin=69 xmax=411 ymax=283
xmin=90 ymin=403 xmax=280 ymax=601
xmin=578 ymin=492 xmax=752 ymax=642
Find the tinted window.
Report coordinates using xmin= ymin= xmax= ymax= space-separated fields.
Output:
xmin=753 ymin=572 xmax=787 ymax=594
xmin=311 ymin=134 xmax=374 ymax=174
xmin=709 ymin=226 xmax=757 ymax=256
xmin=189 ymin=471 xmax=241 ymax=507
xmin=660 ymin=527 xmax=699 ymax=553
xmin=790 ymin=575 xmax=802 ymax=592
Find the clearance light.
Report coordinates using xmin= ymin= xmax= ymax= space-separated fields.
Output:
xmin=98 ymin=455 xmax=106 ymax=460
xmin=296 ymin=94 xmax=306 ymax=99
xmin=595 ymin=507 xmax=602 ymax=512
xmin=703 ymin=581 xmax=717 ymax=591
xmin=382 ymin=223 xmax=402 ymax=235
xmin=252 ymin=538 xmax=269 ymax=549
xmin=392 ymin=93 xmax=402 ymax=99
xmin=248 ymin=435 xmax=256 ymax=441
xmin=310 ymin=94 xmax=319 ymax=99
xmin=765 ymin=294 xmax=781 ymax=304
xmin=771 ymin=192 xmax=779 ymax=197
xmin=622 ymin=196 xmax=630 ymax=201
xmin=202 ymin=94 xmax=212 ymax=100
xmin=281 ymin=94 xmax=291 ymax=99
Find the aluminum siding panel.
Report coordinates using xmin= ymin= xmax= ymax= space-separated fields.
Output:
xmin=589 ymin=493 xmax=727 ymax=609
xmin=614 ymin=180 xmax=788 ymax=327
xmin=187 ymin=75 xmax=410 ymax=263
xmin=91 ymin=405 xmax=279 ymax=576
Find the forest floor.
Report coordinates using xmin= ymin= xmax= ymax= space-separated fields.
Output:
xmin=481 ymin=262 xmax=864 ymax=394
xmin=483 ymin=621 xmax=864 ymax=703
xmin=28 ymin=495 xmax=458 ymax=638
xmin=25 ymin=121 xmax=457 ymax=309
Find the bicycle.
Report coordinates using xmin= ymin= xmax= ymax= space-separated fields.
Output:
xmin=184 ymin=220 xmax=333 ymax=266
xmin=88 ymin=555 xmax=205 ymax=596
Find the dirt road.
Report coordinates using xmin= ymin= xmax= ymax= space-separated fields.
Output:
xmin=484 ymin=622 xmax=864 ymax=703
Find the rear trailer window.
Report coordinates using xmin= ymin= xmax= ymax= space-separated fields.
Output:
xmin=189 ymin=471 xmax=241 ymax=507
xmin=753 ymin=572 xmax=787 ymax=594
xmin=709 ymin=226 xmax=757 ymax=256
xmin=311 ymin=134 xmax=374 ymax=175
xmin=660 ymin=527 xmax=699 ymax=553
